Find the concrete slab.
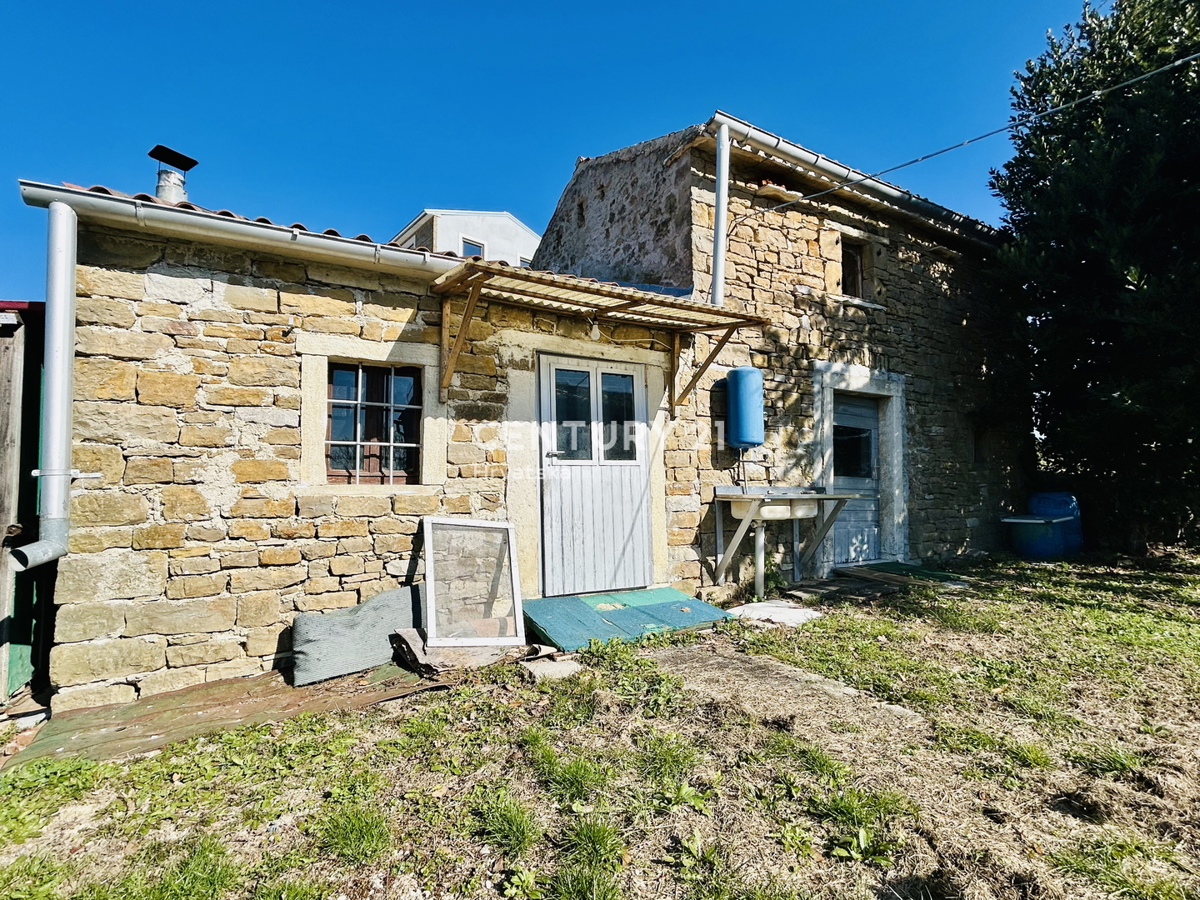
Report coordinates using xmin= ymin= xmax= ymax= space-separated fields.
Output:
xmin=650 ymin=644 xmax=923 ymax=726
xmin=727 ymin=600 xmax=823 ymax=627
xmin=519 ymin=657 xmax=585 ymax=681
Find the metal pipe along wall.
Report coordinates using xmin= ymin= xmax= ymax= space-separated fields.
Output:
xmin=11 ymin=201 xmax=77 ymax=570
xmin=711 ymin=123 xmax=730 ymax=307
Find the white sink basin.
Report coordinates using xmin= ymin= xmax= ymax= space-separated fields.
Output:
xmin=717 ymin=486 xmax=824 ymax=520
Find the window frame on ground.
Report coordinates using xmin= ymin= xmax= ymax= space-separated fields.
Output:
xmin=325 ymin=361 xmax=424 ymax=485
xmin=421 ymin=516 xmax=525 ymax=647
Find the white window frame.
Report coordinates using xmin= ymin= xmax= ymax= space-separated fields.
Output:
xmin=422 ymin=516 xmax=525 ymax=647
xmin=460 ymin=235 xmax=487 ymax=258
xmin=540 ymin=357 xmax=647 ymax=469
xmin=297 ymin=333 xmax=449 ymax=492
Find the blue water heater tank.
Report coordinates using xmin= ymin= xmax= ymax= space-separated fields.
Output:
xmin=726 ymin=366 xmax=765 ymax=449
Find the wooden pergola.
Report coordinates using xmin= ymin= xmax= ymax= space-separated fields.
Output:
xmin=430 ymin=261 xmax=769 ymax=414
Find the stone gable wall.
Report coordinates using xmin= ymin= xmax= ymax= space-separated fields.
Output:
xmin=532 ymin=128 xmax=699 ymax=288
xmin=55 ymin=226 xmax=673 ymax=711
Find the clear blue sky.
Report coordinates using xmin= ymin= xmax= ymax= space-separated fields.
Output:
xmin=0 ymin=0 xmax=1088 ymax=302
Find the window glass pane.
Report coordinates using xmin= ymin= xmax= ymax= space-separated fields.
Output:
xmin=392 ymin=407 xmax=421 ymax=445
xmin=329 ymin=405 xmax=356 ymax=441
xmin=327 ymin=444 xmax=356 ymax=477
xmin=358 ymin=443 xmax=386 ymax=482
xmin=601 ymin=372 xmax=636 ymax=461
xmin=428 ymin=522 xmax=518 ymax=642
xmin=833 ymin=425 xmax=873 ymax=479
xmin=330 ymin=364 xmax=357 ymax=401
xmin=392 ymin=367 xmax=421 ymax=407
xmin=554 ymin=368 xmax=592 ymax=460
xmin=327 ymin=362 xmax=422 ymax=485
xmin=462 ymin=239 xmax=484 ymax=257
xmin=363 ymin=365 xmax=389 ymax=404
xmin=360 ymin=406 xmax=387 ymax=443
xmin=389 ymin=447 xmax=420 ymax=482
xmin=842 ymin=243 xmax=862 ymax=297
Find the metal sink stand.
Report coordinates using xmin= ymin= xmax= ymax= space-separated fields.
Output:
xmin=712 ymin=487 xmax=863 ymax=597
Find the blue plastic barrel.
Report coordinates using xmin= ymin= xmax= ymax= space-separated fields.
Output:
xmin=1029 ymin=492 xmax=1083 ymax=555
xmin=1009 ymin=519 xmax=1069 ymax=560
xmin=726 ymin=367 xmax=765 ymax=449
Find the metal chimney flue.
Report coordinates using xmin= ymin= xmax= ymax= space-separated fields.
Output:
xmin=148 ymin=144 xmax=198 ymax=205
xmin=156 ymin=168 xmax=187 ymax=203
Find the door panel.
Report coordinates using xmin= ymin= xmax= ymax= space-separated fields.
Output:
xmin=540 ymin=357 xmax=651 ymax=596
xmin=832 ymin=394 xmax=881 ymax=564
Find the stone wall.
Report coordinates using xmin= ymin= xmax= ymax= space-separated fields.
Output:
xmin=533 ymin=128 xmax=700 ymax=288
xmin=55 ymin=226 xmax=672 ymax=711
xmin=537 ymin=139 xmax=1029 ymax=589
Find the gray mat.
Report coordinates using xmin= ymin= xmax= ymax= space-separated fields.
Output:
xmin=292 ymin=586 xmax=418 ymax=686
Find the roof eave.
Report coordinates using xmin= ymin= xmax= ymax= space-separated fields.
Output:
xmin=704 ymin=111 xmax=1001 ymax=249
xmin=19 ymin=181 xmax=460 ymax=280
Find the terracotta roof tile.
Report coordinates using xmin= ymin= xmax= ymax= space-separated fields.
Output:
xmin=60 ymin=182 xmax=467 ymax=261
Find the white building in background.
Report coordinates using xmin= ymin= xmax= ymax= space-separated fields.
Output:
xmin=392 ymin=209 xmax=541 ymax=266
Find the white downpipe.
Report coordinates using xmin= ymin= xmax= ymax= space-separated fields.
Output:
xmin=11 ymin=202 xmax=77 ymax=571
xmin=711 ymin=123 xmax=730 ymax=307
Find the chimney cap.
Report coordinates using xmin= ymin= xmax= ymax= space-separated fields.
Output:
xmin=148 ymin=145 xmax=198 ymax=172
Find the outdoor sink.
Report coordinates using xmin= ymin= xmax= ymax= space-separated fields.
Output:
xmin=714 ymin=485 xmax=825 ymax=520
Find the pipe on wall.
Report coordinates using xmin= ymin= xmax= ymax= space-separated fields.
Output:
xmin=711 ymin=122 xmax=730 ymax=307
xmin=11 ymin=202 xmax=77 ymax=571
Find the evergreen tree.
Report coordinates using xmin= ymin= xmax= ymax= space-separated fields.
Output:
xmin=991 ymin=0 xmax=1200 ymax=545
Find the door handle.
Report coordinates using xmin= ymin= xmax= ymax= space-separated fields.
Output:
xmin=545 ymin=450 xmax=566 ymax=458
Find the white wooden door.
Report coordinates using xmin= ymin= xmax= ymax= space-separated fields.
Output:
xmin=539 ymin=355 xmax=652 ymax=596
xmin=832 ymin=394 xmax=882 ymax=564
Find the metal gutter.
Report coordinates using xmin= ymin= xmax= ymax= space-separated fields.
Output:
xmin=18 ymin=182 xmax=462 ymax=279
xmin=11 ymin=202 xmax=77 ymax=571
xmin=705 ymin=111 xmax=1000 ymax=246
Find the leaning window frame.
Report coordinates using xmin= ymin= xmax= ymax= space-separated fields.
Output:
xmin=325 ymin=361 xmax=424 ymax=486
xmin=421 ymin=516 xmax=525 ymax=647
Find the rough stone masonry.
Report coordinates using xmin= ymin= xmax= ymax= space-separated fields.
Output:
xmin=534 ymin=126 xmax=1029 ymax=590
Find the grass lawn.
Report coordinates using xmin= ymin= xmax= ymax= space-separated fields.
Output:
xmin=1 ymin=553 xmax=1198 ymax=900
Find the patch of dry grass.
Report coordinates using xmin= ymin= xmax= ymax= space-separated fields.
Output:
xmin=0 ymin=555 xmax=1197 ymax=900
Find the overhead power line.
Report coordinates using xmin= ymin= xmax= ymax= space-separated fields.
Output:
xmin=731 ymin=47 xmax=1200 ymax=231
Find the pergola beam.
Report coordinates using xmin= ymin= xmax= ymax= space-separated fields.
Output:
xmin=673 ymin=326 xmax=737 ymax=413
xmin=439 ymin=282 xmax=483 ymax=401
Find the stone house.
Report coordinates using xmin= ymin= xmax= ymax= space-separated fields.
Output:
xmin=11 ymin=112 xmax=1026 ymax=712
xmin=533 ymin=112 xmax=1028 ymax=590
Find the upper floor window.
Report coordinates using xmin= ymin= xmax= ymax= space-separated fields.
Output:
xmin=326 ymin=363 xmax=422 ymax=485
xmin=519 ymin=257 xmax=533 ymax=268
xmin=462 ymin=238 xmax=485 ymax=258
xmin=842 ymin=242 xmax=865 ymax=298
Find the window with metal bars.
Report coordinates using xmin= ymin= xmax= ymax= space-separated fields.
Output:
xmin=326 ymin=362 xmax=422 ymax=484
